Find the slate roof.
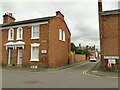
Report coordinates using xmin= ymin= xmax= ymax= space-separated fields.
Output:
xmin=0 ymin=16 xmax=55 ymax=28
xmin=101 ymin=9 xmax=120 ymax=15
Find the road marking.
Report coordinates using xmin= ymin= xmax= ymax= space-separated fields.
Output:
xmin=83 ymin=67 xmax=118 ymax=79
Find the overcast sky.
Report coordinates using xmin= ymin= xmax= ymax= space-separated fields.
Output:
xmin=0 ymin=0 xmax=119 ymax=50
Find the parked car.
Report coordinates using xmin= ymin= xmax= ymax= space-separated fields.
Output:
xmin=90 ymin=56 xmax=97 ymax=62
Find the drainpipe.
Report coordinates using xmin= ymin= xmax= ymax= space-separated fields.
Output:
xmin=47 ymin=20 xmax=50 ymax=67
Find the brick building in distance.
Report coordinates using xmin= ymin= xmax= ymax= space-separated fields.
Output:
xmin=0 ymin=11 xmax=71 ymax=68
xmin=76 ymin=44 xmax=99 ymax=59
xmin=98 ymin=0 xmax=120 ymax=68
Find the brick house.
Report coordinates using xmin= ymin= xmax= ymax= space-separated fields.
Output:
xmin=0 ymin=11 xmax=71 ymax=68
xmin=98 ymin=0 xmax=120 ymax=68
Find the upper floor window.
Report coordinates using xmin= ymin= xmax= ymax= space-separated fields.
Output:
xmin=17 ymin=27 xmax=23 ymax=40
xmin=63 ymin=31 xmax=65 ymax=41
xmin=8 ymin=28 xmax=14 ymax=41
xmin=31 ymin=25 xmax=39 ymax=39
xmin=59 ymin=29 xmax=65 ymax=42
xmin=59 ymin=29 xmax=62 ymax=41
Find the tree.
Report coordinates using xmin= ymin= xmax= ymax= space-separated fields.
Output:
xmin=71 ymin=42 xmax=76 ymax=52
xmin=83 ymin=48 xmax=92 ymax=59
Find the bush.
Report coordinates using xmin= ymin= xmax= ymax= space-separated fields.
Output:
xmin=75 ymin=48 xmax=84 ymax=54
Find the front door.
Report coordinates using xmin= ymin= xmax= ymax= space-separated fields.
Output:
xmin=17 ymin=48 xmax=23 ymax=65
xmin=8 ymin=48 xmax=13 ymax=65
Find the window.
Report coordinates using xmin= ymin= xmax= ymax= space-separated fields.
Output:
xmin=17 ymin=27 xmax=23 ymax=40
xmin=30 ymin=44 xmax=39 ymax=61
xmin=59 ymin=29 xmax=65 ymax=41
xmin=59 ymin=29 xmax=62 ymax=41
xmin=8 ymin=28 xmax=14 ymax=40
xmin=31 ymin=25 xmax=39 ymax=39
xmin=63 ymin=31 xmax=65 ymax=41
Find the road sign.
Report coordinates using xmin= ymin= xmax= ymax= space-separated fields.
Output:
xmin=41 ymin=50 xmax=47 ymax=54
xmin=104 ymin=56 xmax=119 ymax=59
xmin=108 ymin=59 xmax=116 ymax=64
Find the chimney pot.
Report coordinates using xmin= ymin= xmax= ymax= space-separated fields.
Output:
xmin=98 ymin=0 xmax=102 ymax=2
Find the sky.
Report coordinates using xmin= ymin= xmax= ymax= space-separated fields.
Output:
xmin=0 ymin=0 xmax=119 ymax=50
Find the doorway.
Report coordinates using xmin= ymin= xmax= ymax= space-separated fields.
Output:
xmin=17 ymin=47 xmax=23 ymax=65
xmin=8 ymin=48 xmax=13 ymax=65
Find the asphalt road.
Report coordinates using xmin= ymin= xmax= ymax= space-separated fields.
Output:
xmin=2 ymin=61 xmax=118 ymax=88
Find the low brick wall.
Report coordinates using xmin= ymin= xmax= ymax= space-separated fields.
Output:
xmin=75 ymin=54 xmax=86 ymax=62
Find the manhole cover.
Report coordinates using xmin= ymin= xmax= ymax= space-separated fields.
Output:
xmin=24 ymin=80 xmax=39 ymax=84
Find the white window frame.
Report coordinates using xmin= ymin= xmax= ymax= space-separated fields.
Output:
xmin=63 ymin=31 xmax=65 ymax=41
xmin=59 ymin=29 xmax=62 ymax=41
xmin=31 ymin=25 xmax=40 ymax=39
xmin=30 ymin=43 xmax=40 ymax=61
xmin=8 ymin=28 xmax=14 ymax=41
xmin=17 ymin=27 xmax=23 ymax=40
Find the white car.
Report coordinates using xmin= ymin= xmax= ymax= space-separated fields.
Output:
xmin=90 ymin=56 xmax=97 ymax=62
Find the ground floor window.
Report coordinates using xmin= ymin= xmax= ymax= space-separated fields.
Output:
xmin=30 ymin=44 xmax=40 ymax=61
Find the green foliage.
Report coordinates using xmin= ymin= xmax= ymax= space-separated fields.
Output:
xmin=83 ymin=48 xmax=92 ymax=59
xmin=75 ymin=48 xmax=84 ymax=54
xmin=71 ymin=42 xmax=92 ymax=59
xmin=71 ymin=42 xmax=76 ymax=52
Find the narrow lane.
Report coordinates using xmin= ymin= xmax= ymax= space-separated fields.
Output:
xmin=60 ymin=61 xmax=96 ymax=72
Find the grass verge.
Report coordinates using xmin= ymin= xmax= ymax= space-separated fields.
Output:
xmin=2 ymin=66 xmax=48 ymax=72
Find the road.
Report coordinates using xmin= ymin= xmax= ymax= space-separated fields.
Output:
xmin=2 ymin=61 xmax=118 ymax=88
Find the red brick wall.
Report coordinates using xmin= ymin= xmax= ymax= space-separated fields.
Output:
xmin=2 ymin=24 xmax=49 ymax=66
xmin=100 ymin=14 xmax=120 ymax=68
xmin=118 ymin=12 xmax=120 ymax=68
xmin=2 ymin=12 xmax=71 ymax=68
xmin=2 ymin=18 xmax=71 ymax=67
xmin=102 ymin=15 xmax=118 ymax=56
xmin=48 ymin=17 xmax=71 ymax=67
xmin=75 ymin=54 xmax=86 ymax=62
xmin=2 ymin=28 xmax=8 ymax=65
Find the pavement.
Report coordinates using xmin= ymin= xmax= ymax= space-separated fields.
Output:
xmin=2 ymin=61 xmax=88 ymax=72
xmin=86 ymin=61 xmax=119 ymax=78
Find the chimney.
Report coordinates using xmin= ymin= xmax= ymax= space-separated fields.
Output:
xmin=56 ymin=11 xmax=64 ymax=20
xmin=3 ymin=12 xmax=15 ymax=24
xmin=79 ymin=44 xmax=81 ymax=49
xmin=98 ymin=0 xmax=102 ymax=14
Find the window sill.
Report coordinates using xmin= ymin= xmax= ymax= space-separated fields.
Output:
xmin=31 ymin=37 xmax=39 ymax=40
xmin=59 ymin=39 xmax=62 ymax=41
xmin=59 ymin=40 xmax=65 ymax=42
xmin=8 ymin=39 xmax=14 ymax=41
xmin=16 ymin=38 xmax=23 ymax=40
xmin=30 ymin=59 xmax=39 ymax=62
